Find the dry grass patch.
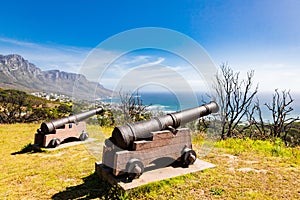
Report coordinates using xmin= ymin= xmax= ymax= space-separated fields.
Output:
xmin=0 ymin=123 xmax=117 ymax=199
xmin=0 ymin=124 xmax=299 ymax=199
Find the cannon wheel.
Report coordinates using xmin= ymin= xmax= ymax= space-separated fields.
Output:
xmin=181 ymin=148 xmax=196 ymax=167
xmin=49 ymin=138 xmax=61 ymax=148
xmin=126 ymin=158 xmax=144 ymax=181
xmin=79 ymin=132 xmax=89 ymax=141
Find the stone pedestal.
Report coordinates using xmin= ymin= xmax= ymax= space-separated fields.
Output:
xmin=95 ymin=159 xmax=215 ymax=190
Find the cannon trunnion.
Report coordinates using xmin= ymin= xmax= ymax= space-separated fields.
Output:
xmin=34 ymin=107 xmax=103 ymax=148
xmin=101 ymin=101 xmax=218 ymax=180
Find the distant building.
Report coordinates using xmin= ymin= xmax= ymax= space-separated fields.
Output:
xmin=31 ymin=91 xmax=72 ymax=102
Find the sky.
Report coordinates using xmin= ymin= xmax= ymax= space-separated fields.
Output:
xmin=1 ymin=0 xmax=300 ymax=95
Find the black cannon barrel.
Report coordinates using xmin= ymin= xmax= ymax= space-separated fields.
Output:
xmin=111 ymin=101 xmax=219 ymax=149
xmin=40 ymin=107 xmax=103 ymax=134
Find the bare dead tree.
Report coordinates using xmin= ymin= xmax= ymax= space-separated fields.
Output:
xmin=119 ymin=90 xmax=131 ymax=122
xmin=244 ymin=99 xmax=267 ymax=139
xmin=214 ymin=64 xmax=258 ymax=139
xmin=118 ymin=90 xmax=149 ymax=123
xmin=265 ymin=89 xmax=299 ymax=144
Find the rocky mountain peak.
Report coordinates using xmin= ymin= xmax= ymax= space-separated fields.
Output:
xmin=0 ymin=54 xmax=112 ymax=99
xmin=0 ymin=54 xmax=41 ymax=74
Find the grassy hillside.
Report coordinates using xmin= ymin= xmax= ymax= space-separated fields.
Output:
xmin=0 ymin=123 xmax=299 ymax=199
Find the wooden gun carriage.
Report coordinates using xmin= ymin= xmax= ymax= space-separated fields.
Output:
xmin=34 ymin=107 xmax=103 ymax=148
xmin=100 ymin=101 xmax=218 ymax=180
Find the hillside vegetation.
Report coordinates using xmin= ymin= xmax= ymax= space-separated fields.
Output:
xmin=0 ymin=88 xmax=73 ymax=123
xmin=0 ymin=123 xmax=299 ymax=199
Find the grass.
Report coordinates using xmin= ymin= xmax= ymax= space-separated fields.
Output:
xmin=0 ymin=123 xmax=300 ymax=199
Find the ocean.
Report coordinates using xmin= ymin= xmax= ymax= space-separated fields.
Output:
xmin=102 ymin=92 xmax=211 ymax=113
xmin=102 ymin=91 xmax=300 ymax=122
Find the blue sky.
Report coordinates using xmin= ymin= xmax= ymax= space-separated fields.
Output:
xmin=1 ymin=0 xmax=300 ymax=94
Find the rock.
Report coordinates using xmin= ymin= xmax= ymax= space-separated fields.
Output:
xmin=0 ymin=54 xmax=112 ymax=100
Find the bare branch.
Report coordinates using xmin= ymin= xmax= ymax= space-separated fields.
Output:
xmin=214 ymin=64 xmax=258 ymax=139
xmin=264 ymin=89 xmax=299 ymax=143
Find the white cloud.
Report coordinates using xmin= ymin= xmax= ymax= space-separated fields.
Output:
xmin=210 ymin=45 xmax=300 ymax=93
xmin=0 ymin=37 xmax=216 ymax=93
xmin=0 ymin=37 xmax=91 ymax=73
xmin=0 ymin=37 xmax=238 ymax=96
xmin=77 ymin=48 xmax=122 ymax=82
xmin=97 ymin=54 xmax=211 ymax=93
xmin=252 ymin=64 xmax=300 ymax=93
xmin=113 ymin=55 xmax=152 ymax=67
xmin=99 ymin=56 xmax=166 ymax=89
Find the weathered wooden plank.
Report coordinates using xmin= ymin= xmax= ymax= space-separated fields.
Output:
xmin=38 ymin=121 xmax=86 ymax=147
xmin=102 ymin=128 xmax=194 ymax=176
xmin=132 ymin=128 xmax=191 ymax=150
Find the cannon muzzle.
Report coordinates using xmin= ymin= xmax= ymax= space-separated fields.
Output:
xmin=111 ymin=101 xmax=219 ymax=150
xmin=40 ymin=107 xmax=103 ymax=134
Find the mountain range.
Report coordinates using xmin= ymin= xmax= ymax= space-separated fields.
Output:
xmin=0 ymin=54 xmax=112 ymax=100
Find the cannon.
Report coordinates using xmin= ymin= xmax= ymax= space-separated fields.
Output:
xmin=98 ymin=101 xmax=218 ymax=180
xmin=34 ymin=107 xmax=103 ymax=148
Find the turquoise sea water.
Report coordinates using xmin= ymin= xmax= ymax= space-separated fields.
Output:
xmin=102 ymin=92 xmax=211 ymax=113
xmin=102 ymin=91 xmax=300 ymax=122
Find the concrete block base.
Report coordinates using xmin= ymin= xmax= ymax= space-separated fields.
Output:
xmin=95 ymin=159 xmax=215 ymax=190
